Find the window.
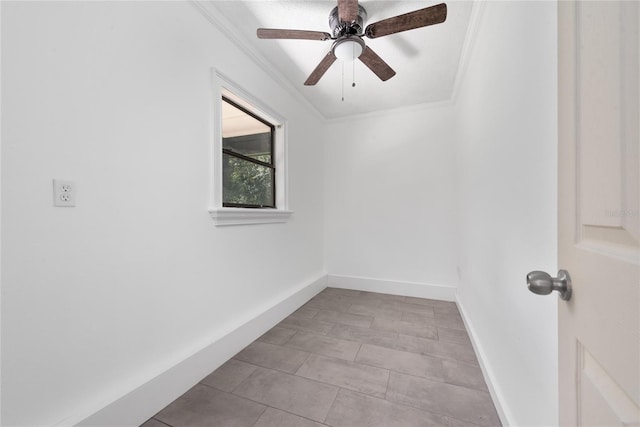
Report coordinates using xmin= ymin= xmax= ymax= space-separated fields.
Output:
xmin=222 ymin=97 xmax=275 ymax=208
xmin=209 ymin=70 xmax=291 ymax=226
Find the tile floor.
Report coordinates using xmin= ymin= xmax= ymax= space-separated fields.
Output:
xmin=142 ymin=288 xmax=502 ymax=427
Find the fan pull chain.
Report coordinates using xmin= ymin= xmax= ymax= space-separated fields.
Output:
xmin=352 ymin=59 xmax=356 ymax=88
xmin=341 ymin=61 xmax=345 ymax=102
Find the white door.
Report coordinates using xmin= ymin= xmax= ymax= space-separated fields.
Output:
xmin=557 ymin=1 xmax=640 ymax=425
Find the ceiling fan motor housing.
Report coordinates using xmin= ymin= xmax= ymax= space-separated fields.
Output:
xmin=329 ymin=5 xmax=367 ymax=37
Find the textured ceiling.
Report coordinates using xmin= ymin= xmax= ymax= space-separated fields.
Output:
xmin=207 ymin=1 xmax=476 ymax=119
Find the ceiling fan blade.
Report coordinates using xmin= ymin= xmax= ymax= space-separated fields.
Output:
xmin=257 ymin=28 xmax=332 ymax=41
xmin=304 ymin=51 xmax=337 ymax=86
xmin=337 ymin=0 xmax=359 ymax=23
xmin=365 ymin=3 xmax=447 ymax=39
xmin=358 ymin=46 xmax=396 ymax=81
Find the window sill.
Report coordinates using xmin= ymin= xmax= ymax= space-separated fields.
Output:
xmin=208 ymin=207 xmax=293 ymax=226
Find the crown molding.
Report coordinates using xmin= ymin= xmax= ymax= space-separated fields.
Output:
xmin=326 ymin=98 xmax=455 ymax=124
xmin=450 ymin=0 xmax=486 ymax=105
xmin=189 ymin=0 xmax=327 ymax=122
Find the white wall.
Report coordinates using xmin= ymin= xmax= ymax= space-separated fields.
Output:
xmin=2 ymin=1 xmax=560 ymax=425
xmin=324 ymin=105 xmax=458 ymax=296
xmin=454 ymin=2 xmax=558 ymax=426
xmin=1 ymin=2 xmax=325 ymax=425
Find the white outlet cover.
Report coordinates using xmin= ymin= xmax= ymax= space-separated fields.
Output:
xmin=53 ymin=179 xmax=76 ymax=207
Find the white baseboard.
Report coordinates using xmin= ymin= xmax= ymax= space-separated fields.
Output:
xmin=327 ymin=274 xmax=457 ymax=302
xmin=456 ymin=296 xmax=512 ymax=427
xmin=68 ymin=274 xmax=328 ymax=427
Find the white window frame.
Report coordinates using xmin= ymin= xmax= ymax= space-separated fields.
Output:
xmin=209 ymin=69 xmax=292 ymax=226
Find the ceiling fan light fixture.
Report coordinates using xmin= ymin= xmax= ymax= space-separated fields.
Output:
xmin=333 ymin=37 xmax=364 ymax=62
xmin=256 ymin=1 xmax=448 ymax=85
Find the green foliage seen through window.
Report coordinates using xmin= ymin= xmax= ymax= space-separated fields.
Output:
xmin=223 ymin=152 xmax=274 ymax=207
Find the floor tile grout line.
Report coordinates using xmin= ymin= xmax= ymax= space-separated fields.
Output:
xmin=294 ymin=356 xmax=392 ymax=399
xmin=259 ymin=324 xmax=300 ymax=339
xmin=314 ymin=307 xmax=376 ymax=321
xmin=199 ymin=375 xmax=247 ymax=395
xmin=383 ymin=387 xmax=460 ymax=425
xmin=294 ymin=349 xmax=314 ymax=375
xmin=277 ymin=329 xmax=368 ymax=358
xmin=237 ymin=366 xmax=366 ymax=424
xmin=383 ymin=381 xmax=456 ymax=424
xmin=382 ymin=365 xmax=392 ymax=400
xmin=232 ymin=352 xmax=312 ymax=376
xmin=446 ymin=415 xmax=491 ymax=427
xmin=352 ymin=342 xmax=364 ymax=361
xmin=236 ymin=362 xmax=352 ymax=395
xmin=150 ymin=417 xmax=173 ymax=427
xmin=199 ymin=365 xmax=334 ymax=425
xmin=313 ymin=325 xmax=478 ymax=365
xmin=152 ymin=382 xmax=265 ymax=427
xmin=351 ymin=357 xmax=490 ymax=393
xmin=248 ymin=405 xmax=269 ymax=427
xmin=199 ymin=360 xmax=261 ymax=394
xmin=320 ymin=386 xmax=342 ymax=426
xmin=297 ymin=348 xmax=389 ymax=369
xmin=352 ymin=350 xmax=472 ymax=388
xmin=280 ymin=329 xmax=299 ymax=347
xmin=254 ymin=404 xmax=334 ymax=427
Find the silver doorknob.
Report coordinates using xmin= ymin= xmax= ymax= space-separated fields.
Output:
xmin=526 ymin=270 xmax=572 ymax=301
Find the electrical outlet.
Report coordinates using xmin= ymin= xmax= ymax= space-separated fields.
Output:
xmin=53 ymin=179 xmax=76 ymax=207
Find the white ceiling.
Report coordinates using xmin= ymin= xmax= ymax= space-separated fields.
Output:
xmin=207 ymin=1 xmax=477 ymax=119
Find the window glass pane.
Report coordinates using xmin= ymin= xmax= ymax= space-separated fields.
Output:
xmin=223 ymin=132 xmax=272 ymax=163
xmin=222 ymin=99 xmax=272 ymax=163
xmin=223 ymin=153 xmax=274 ymax=207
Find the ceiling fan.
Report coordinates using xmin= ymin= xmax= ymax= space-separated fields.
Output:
xmin=256 ymin=0 xmax=447 ymax=86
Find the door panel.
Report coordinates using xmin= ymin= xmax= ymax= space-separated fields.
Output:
xmin=558 ymin=1 xmax=640 ymax=425
xmin=578 ymin=343 xmax=640 ymax=426
xmin=577 ymin=1 xmax=639 ymax=258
